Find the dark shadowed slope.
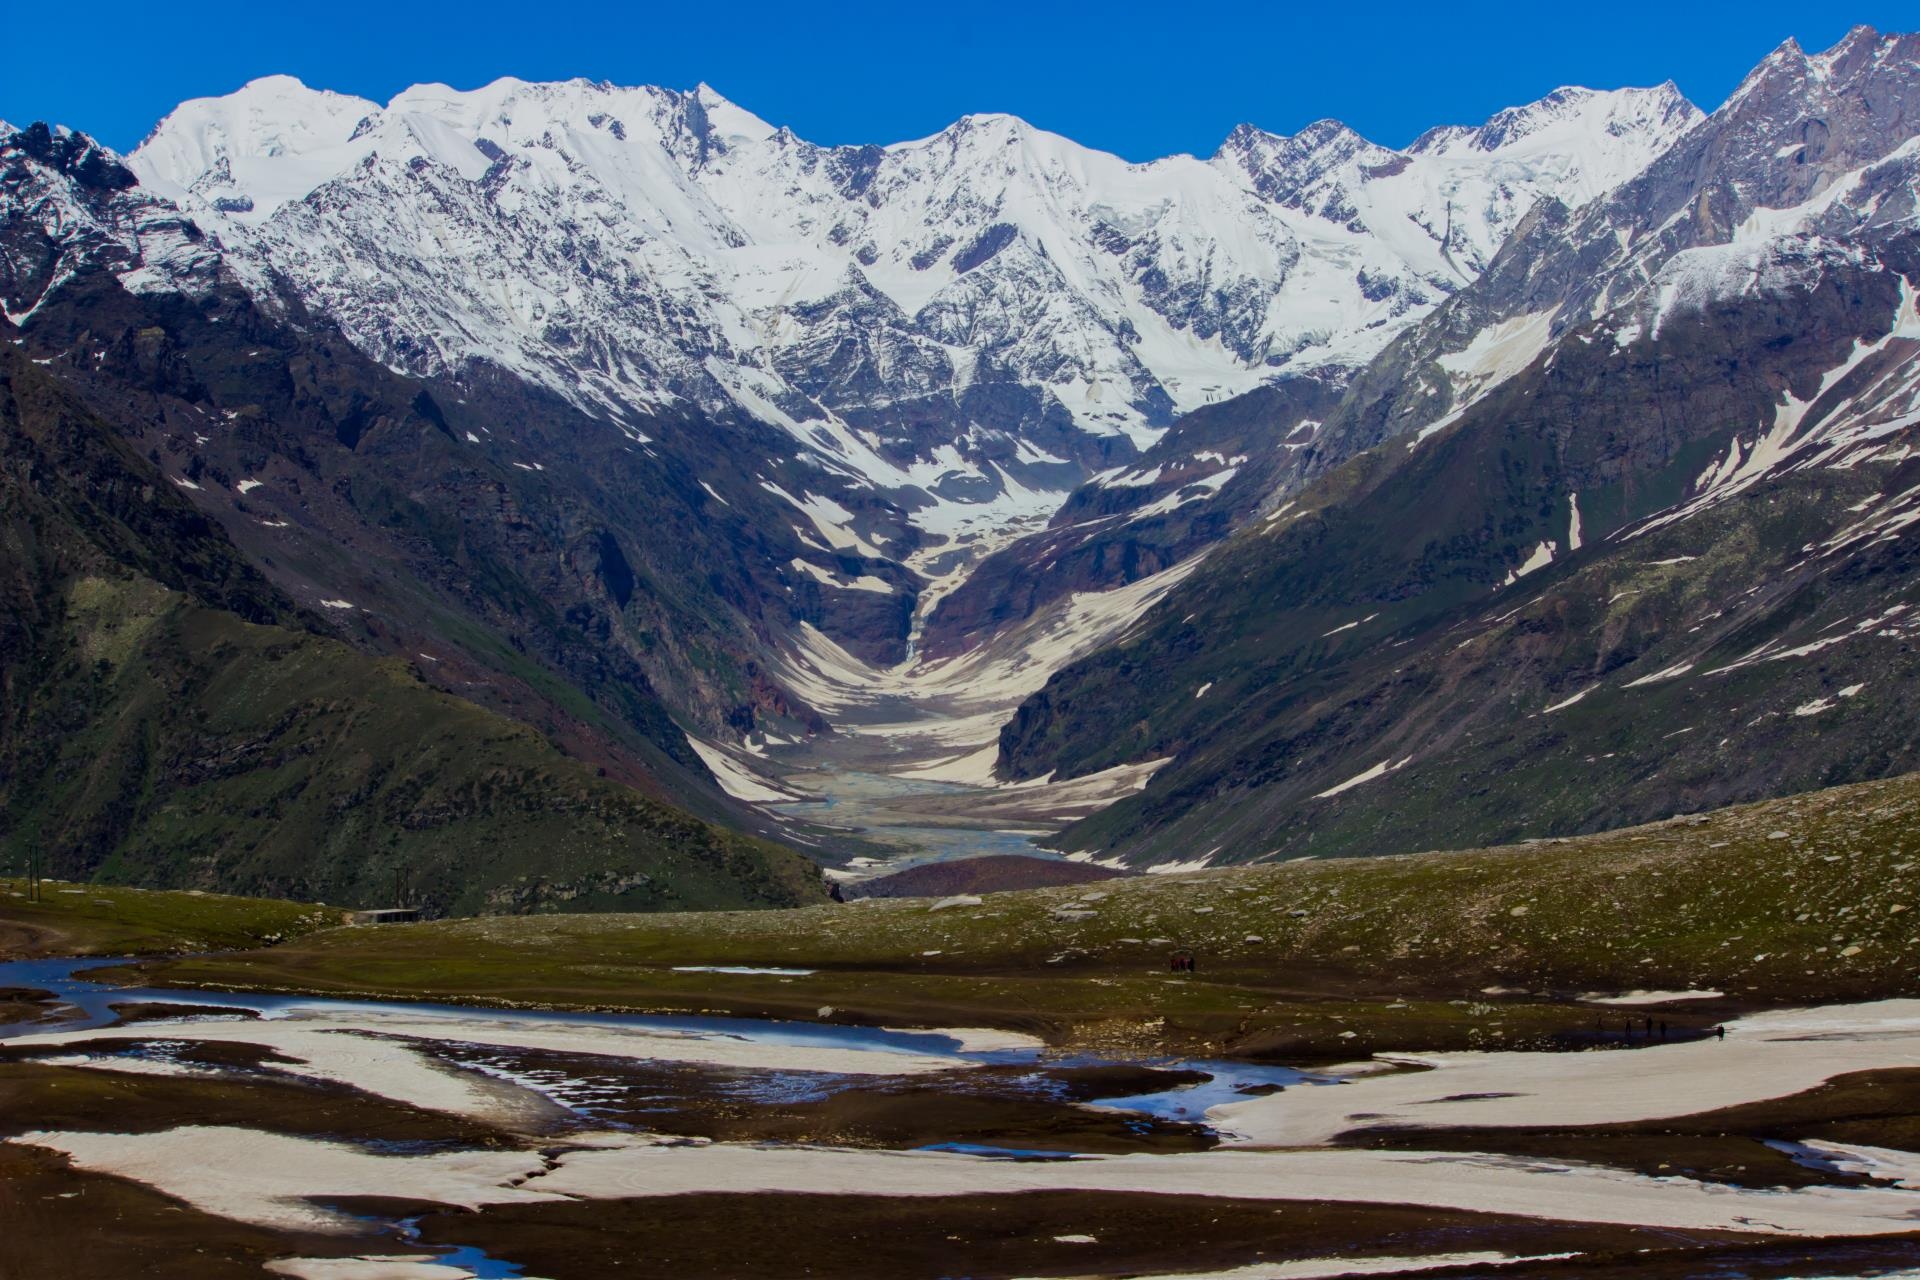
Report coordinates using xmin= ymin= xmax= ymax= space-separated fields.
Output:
xmin=0 ymin=339 xmax=825 ymax=914
xmin=1002 ymin=225 xmax=1920 ymax=865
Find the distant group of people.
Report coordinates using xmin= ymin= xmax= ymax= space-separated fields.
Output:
xmin=1169 ymin=952 xmax=1197 ymax=973
xmin=1598 ymin=1014 xmax=1726 ymax=1042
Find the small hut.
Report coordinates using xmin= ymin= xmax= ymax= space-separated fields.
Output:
xmin=349 ymin=907 xmax=422 ymax=926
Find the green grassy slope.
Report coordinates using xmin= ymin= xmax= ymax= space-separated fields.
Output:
xmin=0 ymin=341 xmax=825 ymax=916
xmin=0 ymin=881 xmax=336 ymax=959
xmin=139 ymin=770 xmax=1920 ymax=1056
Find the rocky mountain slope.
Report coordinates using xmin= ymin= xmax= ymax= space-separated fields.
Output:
xmin=0 ymin=331 xmax=823 ymax=912
xmin=122 ymin=76 xmax=1693 ymax=639
xmin=1296 ymin=26 xmax=1920 ymax=482
xmin=1 ymin=118 xmax=911 ymax=795
xmin=930 ymin=30 xmax=1920 ymax=660
xmin=999 ymin=28 xmax=1920 ymax=867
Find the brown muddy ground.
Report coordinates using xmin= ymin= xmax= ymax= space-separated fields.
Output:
xmin=0 ymin=919 xmax=70 ymax=960
xmin=395 ymin=1190 xmax=1759 ymax=1280
xmin=0 ymin=1035 xmax=1218 ymax=1163
xmin=426 ymin=1043 xmax=1218 ymax=1153
xmin=107 ymin=1000 xmax=263 ymax=1026
xmin=119 ymin=945 xmax=1743 ymax=1063
xmin=1342 ymin=1067 xmax=1920 ymax=1191
xmin=850 ymin=854 xmax=1133 ymax=899
xmin=0 ymin=1143 xmax=383 ymax=1279
xmin=5 ymin=1031 xmax=1919 ymax=1278
xmin=0 ymin=985 xmax=65 ymax=1029
xmin=0 ymin=1051 xmax=518 ymax=1149
xmin=1453 ymin=1234 xmax=1920 ymax=1280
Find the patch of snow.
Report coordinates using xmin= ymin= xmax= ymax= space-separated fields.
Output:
xmin=1500 ymin=541 xmax=1556 ymax=586
xmin=1315 ymin=756 xmax=1411 ymax=799
xmin=686 ymin=738 xmax=803 ymax=804
xmin=788 ymin=559 xmax=894 ymax=594
xmin=1542 ymin=686 xmax=1598 ymax=714
xmin=1622 ymin=661 xmax=1693 ymax=689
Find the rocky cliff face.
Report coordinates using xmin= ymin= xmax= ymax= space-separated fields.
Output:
xmin=1295 ymin=27 xmax=1920 ymax=482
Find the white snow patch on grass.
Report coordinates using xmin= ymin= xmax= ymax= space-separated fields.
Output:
xmin=1315 ymin=756 xmax=1411 ymax=800
xmin=1215 ymin=999 xmax=1920 ymax=1152
xmin=1542 ymin=686 xmax=1598 ymax=714
xmin=1321 ymin=613 xmax=1377 ymax=638
xmin=1056 ymin=1254 xmax=1576 ymax=1280
xmin=1622 ymin=661 xmax=1693 ymax=689
xmin=1145 ymin=853 xmax=1219 ymax=875
xmin=269 ymin=1257 xmax=482 ymax=1279
xmin=16 ymin=1125 xmax=552 ymax=1232
xmin=893 ymin=742 xmax=1003 ymax=786
xmin=1500 ymin=541 xmax=1556 ymax=586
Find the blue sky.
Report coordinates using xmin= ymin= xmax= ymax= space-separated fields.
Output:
xmin=5 ymin=3 xmax=1912 ymax=158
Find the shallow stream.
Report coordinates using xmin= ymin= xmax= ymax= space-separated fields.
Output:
xmin=0 ymin=955 xmax=1336 ymax=1276
xmin=0 ymin=955 xmax=1022 ymax=1058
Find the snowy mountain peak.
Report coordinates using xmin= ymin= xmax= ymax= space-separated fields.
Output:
xmin=691 ymin=83 xmax=778 ymax=148
xmin=134 ymin=76 xmax=377 ymax=216
xmin=118 ymin=73 xmax=1707 ymax=578
xmin=1726 ymin=26 xmax=1909 ymax=114
xmin=1410 ymin=83 xmax=1699 ymax=160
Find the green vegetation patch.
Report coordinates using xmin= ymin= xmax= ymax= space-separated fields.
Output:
xmin=140 ymin=771 xmax=1920 ymax=1055
xmin=0 ymin=881 xmax=334 ymax=959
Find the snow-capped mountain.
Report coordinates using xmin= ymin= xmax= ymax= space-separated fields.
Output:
xmin=1312 ymin=26 xmax=1920 ymax=470
xmin=994 ymin=28 xmax=1920 ymax=869
xmin=125 ymin=75 xmax=1697 ymax=573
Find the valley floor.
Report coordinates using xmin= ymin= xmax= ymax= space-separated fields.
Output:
xmin=2 ymin=770 xmax=1920 ymax=1276
xmin=4 ymin=958 xmax=1920 ymax=1278
xmin=706 ymin=559 xmax=1201 ymax=878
